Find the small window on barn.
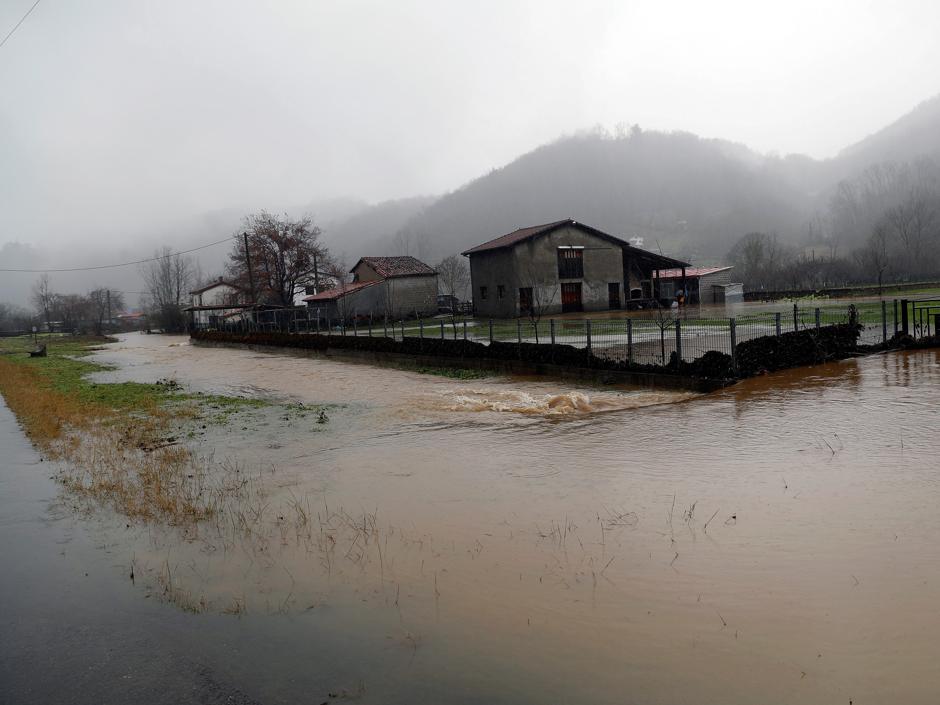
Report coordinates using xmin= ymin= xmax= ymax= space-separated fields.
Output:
xmin=557 ymin=247 xmax=584 ymax=279
xmin=497 ymin=285 xmax=505 ymax=299
xmin=479 ymin=286 xmax=488 ymax=300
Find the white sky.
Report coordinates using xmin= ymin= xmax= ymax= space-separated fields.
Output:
xmin=1 ymin=0 xmax=939 ymax=284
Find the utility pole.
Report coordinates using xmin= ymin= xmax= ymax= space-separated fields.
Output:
xmin=106 ymin=289 xmax=111 ymax=332
xmin=312 ymin=251 xmax=320 ymax=294
xmin=243 ymin=232 xmax=257 ymax=303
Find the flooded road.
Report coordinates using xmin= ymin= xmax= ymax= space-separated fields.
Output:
xmin=4 ymin=333 xmax=940 ymax=704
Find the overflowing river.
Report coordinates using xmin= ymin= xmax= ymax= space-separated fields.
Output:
xmin=3 ymin=332 xmax=940 ymax=704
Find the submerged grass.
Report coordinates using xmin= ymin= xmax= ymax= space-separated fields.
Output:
xmin=412 ymin=366 xmax=493 ymax=380
xmin=0 ymin=335 xmax=272 ymax=523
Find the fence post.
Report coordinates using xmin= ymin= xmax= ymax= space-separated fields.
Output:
xmin=814 ymin=308 xmax=820 ymax=331
xmin=463 ymin=320 xmax=467 ymax=340
xmin=550 ymin=319 xmax=556 ymax=345
xmin=935 ymin=314 xmax=940 ymax=339
xmin=440 ymin=321 xmax=445 ymax=340
xmin=517 ymin=319 xmax=522 ymax=344
xmin=585 ymin=320 xmax=592 ymax=354
xmin=893 ymin=299 xmax=899 ymax=336
xmin=627 ymin=318 xmax=633 ymax=365
xmin=353 ymin=318 xmax=358 ymax=336
xmin=901 ymin=299 xmax=909 ymax=335
xmin=488 ymin=319 xmax=493 ymax=344
xmin=675 ymin=318 xmax=682 ymax=362
xmin=793 ymin=303 xmax=799 ymax=332
xmin=775 ymin=312 xmax=781 ymax=337
xmin=729 ymin=317 xmax=737 ymax=374
xmin=419 ymin=320 xmax=424 ymax=338
xmin=882 ymin=300 xmax=888 ymax=344
xmin=383 ymin=316 xmax=388 ymax=338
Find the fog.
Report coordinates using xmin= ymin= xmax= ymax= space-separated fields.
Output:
xmin=2 ymin=0 xmax=940 ymax=306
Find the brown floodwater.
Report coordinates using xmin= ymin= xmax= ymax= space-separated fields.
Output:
xmin=11 ymin=333 xmax=940 ymax=704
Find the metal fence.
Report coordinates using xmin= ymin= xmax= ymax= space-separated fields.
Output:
xmin=191 ymin=297 xmax=940 ymax=368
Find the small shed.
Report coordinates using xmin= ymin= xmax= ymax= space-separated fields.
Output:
xmin=653 ymin=266 xmax=741 ymax=304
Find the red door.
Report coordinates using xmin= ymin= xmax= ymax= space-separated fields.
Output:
xmin=561 ymin=282 xmax=582 ymax=313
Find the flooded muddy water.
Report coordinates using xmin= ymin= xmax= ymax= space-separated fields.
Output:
xmin=4 ymin=332 xmax=940 ymax=704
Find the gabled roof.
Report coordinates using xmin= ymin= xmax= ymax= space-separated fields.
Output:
xmin=189 ymin=278 xmax=244 ymax=295
xmin=461 ymin=218 xmax=690 ymax=268
xmin=655 ymin=266 xmax=733 ymax=279
xmin=302 ymin=279 xmax=381 ymax=302
xmin=461 ymin=219 xmax=574 ymax=255
xmin=352 ymin=256 xmax=436 ymax=278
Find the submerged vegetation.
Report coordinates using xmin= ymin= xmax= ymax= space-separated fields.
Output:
xmin=0 ymin=335 xmax=273 ymax=522
xmin=412 ymin=365 xmax=493 ymax=380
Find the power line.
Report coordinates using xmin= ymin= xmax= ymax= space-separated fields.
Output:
xmin=0 ymin=235 xmax=237 ymax=273
xmin=0 ymin=0 xmax=42 ymax=50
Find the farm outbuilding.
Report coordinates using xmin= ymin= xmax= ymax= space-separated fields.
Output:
xmin=303 ymin=256 xmax=438 ymax=321
xmin=653 ymin=266 xmax=743 ymax=304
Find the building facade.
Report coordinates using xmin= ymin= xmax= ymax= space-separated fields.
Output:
xmin=188 ymin=278 xmax=246 ymax=327
xmin=653 ymin=266 xmax=743 ymax=304
xmin=462 ymin=219 xmax=689 ymax=318
xmin=304 ymin=256 xmax=439 ymax=320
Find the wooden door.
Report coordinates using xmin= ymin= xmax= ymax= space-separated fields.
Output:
xmin=561 ymin=282 xmax=582 ymax=313
xmin=608 ymin=282 xmax=620 ymax=309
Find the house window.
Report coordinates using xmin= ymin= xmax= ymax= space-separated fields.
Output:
xmin=519 ymin=287 xmax=533 ymax=314
xmin=479 ymin=286 xmax=488 ymax=300
xmin=557 ymin=247 xmax=584 ymax=279
xmin=497 ymin=285 xmax=505 ymax=300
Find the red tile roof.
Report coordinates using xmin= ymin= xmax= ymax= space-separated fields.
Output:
xmin=352 ymin=256 xmax=436 ymax=278
xmin=302 ymin=279 xmax=380 ymax=302
xmin=655 ymin=266 xmax=732 ymax=279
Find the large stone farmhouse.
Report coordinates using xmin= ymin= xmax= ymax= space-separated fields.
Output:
xmin=303 ymin=256 xmax=438 ymax=320
xmin=461 ymin=219 xmax=689 ymax=317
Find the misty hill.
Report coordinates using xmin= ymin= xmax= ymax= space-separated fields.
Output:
xmin=380 ymin=129 xmax=816 ymax=265
xmin=329 ymin=93 xmax=940 ymax=267
xmin=834 ymin=94 xmax=940 ymax=176
xmin=317 ymin=195 xmax=436 ymax=264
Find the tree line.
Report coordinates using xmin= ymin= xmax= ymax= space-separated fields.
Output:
xmin=728 ymin=158 xmax=940 ymax=293
xmin=3 ymin=209 xmax=472 ymax=335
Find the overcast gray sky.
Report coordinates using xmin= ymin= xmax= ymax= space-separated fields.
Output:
xmin=1 ymin=0 xmax=939 ymax=302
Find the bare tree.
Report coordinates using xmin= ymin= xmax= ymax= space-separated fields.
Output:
xmin=31 ymin=274 xmax=57 ymax=332
xmin=88 ymin=288 xmax=125 ymax=336
xmin=55 ymin=293 xmax=92 ymax=334
xmin=0 ymin=303 xmax=33 ymax=333
xmin=140 ymin=247 xmax=198 ymax=333
xmin=885 ymin=192 xmax=936 ymax=277
xmin=517 ymin=267 xmax=559 ymax=343
xmin=854 ymin=223 xmax=892 ymax=295
xmin=435 ymin=255 xmax=469 ymax=313
xmin=228 ymin=212 xmax=328 ymax=306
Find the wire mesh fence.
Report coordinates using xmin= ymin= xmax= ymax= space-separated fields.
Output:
xmin=190 ymin=297 xmax=940 ymax=369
